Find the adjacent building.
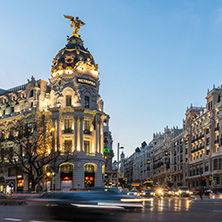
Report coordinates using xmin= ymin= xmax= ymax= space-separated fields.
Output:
xmin=123 ymin=85 xmax=222 ymax=190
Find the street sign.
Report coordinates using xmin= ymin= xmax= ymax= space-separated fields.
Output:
xmin=52 ymin=176 xmax=57 ymax=185
xmin=209 ymin=176 xmax=213 ymax=181
xmin=119 ymin=173 xmax=124 ymax=178
xmin=211 ymin=180 xmax=215 ymax=186
xmin=8 ymin=181 xmax=15 ymax=188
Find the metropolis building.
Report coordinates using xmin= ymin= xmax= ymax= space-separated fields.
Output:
xmin=0 ymin=17 xmax=113 ymax=192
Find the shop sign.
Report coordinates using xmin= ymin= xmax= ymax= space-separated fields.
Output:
xmin=77 ymin=77 xmax=96 ymax=87
xmin=119 ymin=173 xmax=124 ymax=178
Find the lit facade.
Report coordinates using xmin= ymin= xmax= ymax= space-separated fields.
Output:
xmin=0 ymin=23 xmax=113 ymax=192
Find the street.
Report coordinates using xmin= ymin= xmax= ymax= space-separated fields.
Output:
xmin=0 ymin=197 xmax=221 ymax=222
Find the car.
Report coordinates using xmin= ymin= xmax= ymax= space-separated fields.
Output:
xmin=177 ymin=186 xmax=191 ymax=197
xmin=127 ymin=189 xmax=140 ymax=196
xmin=141 ymin=189 xmax=155 ymax=197
xmin=154 ymin=188 xmax=164 ymax=197
xmin=163 ymin=189 xmax=173 ymax=197
xmin=28 ymin=188 xmax=144 ymax=219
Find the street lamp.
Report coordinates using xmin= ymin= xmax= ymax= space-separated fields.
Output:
xmin=117 ymin=142 xmax=124 ymax=186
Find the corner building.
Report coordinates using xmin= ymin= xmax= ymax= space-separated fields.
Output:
xmin=0 ymin=27 xmax=112 ymax=191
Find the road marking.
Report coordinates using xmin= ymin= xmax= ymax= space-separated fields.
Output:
xmin=30 ymin=221 xmax=46 ymax=222
xmin=4 ymin=219 xmax=22 ymax=221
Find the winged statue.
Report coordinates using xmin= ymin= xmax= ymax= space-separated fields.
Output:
xmin=64 ymin=15 xmax=85 ymax=37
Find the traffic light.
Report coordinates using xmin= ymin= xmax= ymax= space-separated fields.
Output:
xmin=200 ymin=177 xmax=206 ymax=186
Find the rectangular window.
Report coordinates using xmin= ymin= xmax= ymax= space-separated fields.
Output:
xmin=84 ymin=120 xmax=91 ymax=134
xmin=214 ymin=159 xmax=218 ymax=170
xmin=11 ymin=107 xmax=14 ymax=113
xmin=64 ymin=140 xmax=72 ymax=153
xmin=64 ymin=119 xmax=72 ymax=133
xmin=84 ymin=96 xmax=89 ymax=108
xmin=2 ymin=110 xmax=5 ymax=116
xmin=84 ymin=141 xmax=90 ymax=153
xmin=8 ymin=168 xmax=16 ymax=177
xmin=66 ymin=95 xmax=72 ymax=106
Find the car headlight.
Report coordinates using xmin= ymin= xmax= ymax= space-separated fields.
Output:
xmin=151 ymin=192 xmax=154 ymax=195
xmin=157 ymin=189 xmax=163 ymax=194
xmin=127 ymin=193 xmax=130 ymax=195
xmin=168 ymin=191 xmax=172 ymax=194
xmin=179 ymin=190 xmax=182 ymax=194
xmin=186 ymin=190 xmax=189 ymax=194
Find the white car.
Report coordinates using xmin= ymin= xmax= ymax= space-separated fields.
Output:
xmin=127 ymin=190 xmax=140 ymax=196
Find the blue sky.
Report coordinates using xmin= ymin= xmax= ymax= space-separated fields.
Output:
xmin=1 ymin=0 xmax=222 ymax=158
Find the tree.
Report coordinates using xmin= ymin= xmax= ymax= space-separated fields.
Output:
xmin=4 ymin=113 xmax=69 ymax=191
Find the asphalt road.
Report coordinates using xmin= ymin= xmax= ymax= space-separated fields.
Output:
xmin=0 ymin=197 xmax=221 ymax=222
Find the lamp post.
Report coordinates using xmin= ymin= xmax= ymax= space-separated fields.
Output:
xmin=117 ymin=142 xmax=124 ymax=187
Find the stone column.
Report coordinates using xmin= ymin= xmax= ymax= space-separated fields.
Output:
xmin=95 ymin=117 xmax=98 ymax=153
xmin=55 ymin=172 xmax=61 ymax=190
xmin=52 ymin=119 xmax=55 ymax=151
xmin=74 ymin=117 xmax=78 ymax=151
xmin=73 ymin=162 xmax=84 ymax=189
xmin=57 ymin=118 xmax=60 ymax=151
xmin=98 ymin=120 xmax=101 ymax=154
xmin=80 ymin=117 xmax=84 ymax=152
xmin=95 ymin=163 xmax=103 ymax=187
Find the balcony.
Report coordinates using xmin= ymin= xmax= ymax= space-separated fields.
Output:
xmin=85 ymin=152 xmax=96 ymax=156
xmin=191 ymin=146 xmax=204 ymax=153
xmin=215 ymin=126 xmax=219 ymax=131
xmin=63 ymin=129 xmax=73 ymax=134
xmin=83 ymin=129 xmax=91 ymax=135
xmin=214 ymin=139 xmax=219 ymax=144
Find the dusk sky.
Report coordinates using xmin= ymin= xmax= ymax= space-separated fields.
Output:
xmin=1 ymin=0 xmax=222 ymax=158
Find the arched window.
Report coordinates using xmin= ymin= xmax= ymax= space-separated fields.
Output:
xmin=66 ymin=95 xmax=72 ymax=106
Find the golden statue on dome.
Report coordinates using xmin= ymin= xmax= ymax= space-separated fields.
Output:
xmin=64 ymin=15 xmax=85 ymax=37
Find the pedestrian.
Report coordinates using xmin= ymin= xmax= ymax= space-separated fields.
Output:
xmin=199 ymin=188 xmax=204 ymax=200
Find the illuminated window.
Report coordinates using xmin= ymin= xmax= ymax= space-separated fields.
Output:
xmin=64 ymin=140 xmax=72 ymax=153
xmin=66 ymin=95 xmax=72 ymax=106
xmin=84 ymin=141 xmax=90 ymax=153
xmin=84 ymin=96 xmax=90 ymax=108
xmin=64 ymin=119 xmax=72 ymax=133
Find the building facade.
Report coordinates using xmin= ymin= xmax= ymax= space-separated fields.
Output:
xmin=123 ymin=85 xmax=222 ymax=190
xmin=0 ymin=18 xmax=113 ymax=192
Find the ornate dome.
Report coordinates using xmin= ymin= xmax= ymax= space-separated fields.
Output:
xmin=51 ymin=35 xmax=96 ymax=77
